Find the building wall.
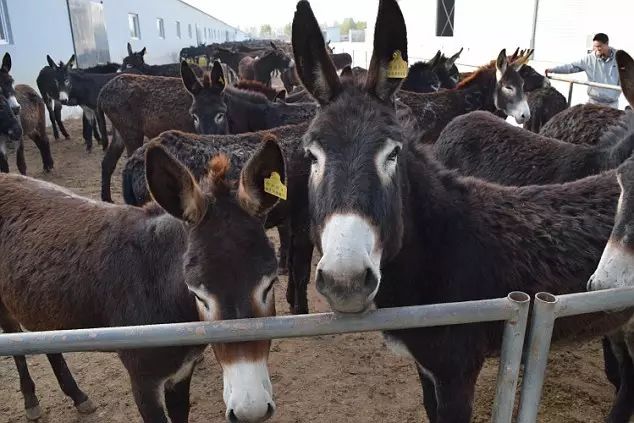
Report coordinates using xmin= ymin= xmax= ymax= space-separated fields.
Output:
xmin=1 ymin=0 xmax=75 ymax=93
xmin=102 ymin=0 xmax=247 ymax=66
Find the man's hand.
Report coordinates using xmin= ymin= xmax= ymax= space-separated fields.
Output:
xmin=545 ymin=68 xmax=551 ymax=77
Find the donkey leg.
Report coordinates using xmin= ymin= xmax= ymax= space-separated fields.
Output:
xmin=16 ymin=141 xmax=27 ymax=175
xmin=287 ymin=227 xmax=313 ymax=314
xmin=30 ymin=134 xmax=54 ymax=172
xmin=45 ymin=99 xmax=60 ymax=140
xmin=82 ymin=113 xmax=93 ymax=152
xmin=416 ymin=366 xmax=438 ymax=423
xmin=0 ymin=151 xmax=9 ymax=173
xmin=606 ymin=333 xmax=634 ymax=423
xmin=165 ymin=373 xmax=194 ymax=423
xmin=55 ymin=102 xmax=70 ymax=139
xmin=277 ymin=223 xmax=289 ymax=275
xmin=130 ymin=377 xmax=171 ymax=423
xmin=100 ymin=130 xmax=126 ymax=202
xmin=46 ymin=354 xmax=96 ymax=414
xmin=604 ymin=335 xmax=621 ymax=391
xmin=0 ymin=307 xmax=41 ymax=420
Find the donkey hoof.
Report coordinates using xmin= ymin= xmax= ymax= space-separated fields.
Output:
xmin=25 ymin=405 xmax=43 ymax=420
xmin=76 ymin=398 xmax=97 ymax=414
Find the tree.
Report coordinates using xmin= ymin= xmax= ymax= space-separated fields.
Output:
xmin=283 ymin=23 xmax=292 ymax=38
xmin=356 ymin=21 xmax=367 ymax=30
xmin=260 ymin=24 xmax=272 ymax=38
xmin=340 ymin=18 xmax=356 ymax=36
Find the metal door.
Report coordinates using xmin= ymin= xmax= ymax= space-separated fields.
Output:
xmin=67 ymin=0 xmax=111 ymax=67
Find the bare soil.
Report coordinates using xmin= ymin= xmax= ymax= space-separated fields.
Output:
xmin=0 ymin=120 xmax=617 ymax=422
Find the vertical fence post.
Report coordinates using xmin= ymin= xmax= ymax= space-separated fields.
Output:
xmin=567 ymin=82 xmax=574 ymax=106
xmin=491 ymin=292 xmax=531 ymax=423
xmin=516 ymin=292 xmax=558 ymax=423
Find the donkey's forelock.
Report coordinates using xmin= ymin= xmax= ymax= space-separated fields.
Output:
xmin=202 ymin=154 xmax=234 ymax=195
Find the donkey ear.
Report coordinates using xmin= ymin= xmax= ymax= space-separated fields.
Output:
xmin=429 ymin=50 xmax=442 ymax=68
xmin=617 ymin=50 xmax=634 ymax=108
xmin=127 ymin=42 xmax=133 ymax=56
xmin=270 ymin=41 xmax=278 ymax=50
xmin=181 ymin=61 xmax=203 ymax=95
xmin=1 ymin=53 xmax=11 ymax=72
xmin=510 ymin=47 xmax=520 ymax=62
xmin=445 ymin=47 xmax=463 ymax=70
xmin=140 ymin=47 xmax=147 ymax=56
xmin=47 ymin=55 xmax=57 ymax=69
xmin=292 ymin=0 xmax=341 ymax=105
xmin=208 ymin=61 xmax=226 ymax=93
xmin=145 ymin=143 xmax=207 ymax=225
xmin=340 ymin=65 xmax=354 ymax=82
xmin=238 ymin=134 xmax=286 ymax=217
xmin=496 ymin=49 xmax=508 ymax=82
xmin=274 ymin=89 xmax=287 ymax=101
xmin=364 ymin=0 xmax=408 ymax=102
xmin=66 ymin=55 xmax=76 ymax=69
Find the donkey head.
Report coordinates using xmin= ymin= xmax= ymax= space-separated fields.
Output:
xmin=588 ymin=50 xmax=634 ymax=291
xmin=401 ymin=53 xmax=442 ymax=93
xmin=0 ymin=94 xmax=23 ymax=141
xmin=146 ymin=135 xmax=285 ymax=422
xmin=121 ymin=42 xmax=147 ymax=71
xmin=293 ymin=0 xmax=407 ymax=313
xmin=181 ymin=60 xmax=229 ymax=135
xmin=493 ymin=48 xmax=531 ymax=124
xmin=46 ymin=54 xmax=75 ymax=104
xmin=0 ymin=53 xmax=20 ymax=115
xmin=436 ymin=47 xmax=463 ymax=88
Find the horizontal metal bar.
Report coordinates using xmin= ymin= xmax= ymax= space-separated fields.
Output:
xmin=0 ymin=296 xmax=521 ymax=356
xmin=547 ymin=75 xmax=622 ymax=91
xmin=555 ymin=287 xmax=634 ymax=317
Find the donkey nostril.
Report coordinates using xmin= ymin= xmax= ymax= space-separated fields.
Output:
xmin=364 ymin=269 xmax=378 ymax=291
xmin=264 ymin=403 xmax=275 ymax=420
xmin=227 ymin=409 xmax=239 ymax=423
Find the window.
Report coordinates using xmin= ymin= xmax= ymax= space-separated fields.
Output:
xmin=0 ymin=0 xmax=12 ymax=44
xmin=176 ymin=21 xmax=181 ymax=39
xmin=157 ymin=18 xmax=165 ymax=39
xmin=436 ymin=0 xmax=454 ymax=37
xmin=188 ymin=23 xmax=192 ymax=38
xmin=128 ymin=13 xmax=141 ymax=39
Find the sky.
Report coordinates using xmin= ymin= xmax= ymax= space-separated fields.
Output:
xmin=183 ymin=0 xmax=372 ymax=30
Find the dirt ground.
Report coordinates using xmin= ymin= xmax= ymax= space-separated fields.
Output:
xmin=0 ymin=120 xmax=619 ymax=422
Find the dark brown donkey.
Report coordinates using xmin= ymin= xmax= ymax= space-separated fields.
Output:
xmin=121 ymin=123 xmax=313 ymax=313
xmin=291 ymin=1 xmax=631 ymax=422
xmin=0 ymin=93 xmax=23 ymax=172
xmin=121 ymin=42 xmax=204 ymax=77
xmin=0 ymin=136 xmax=284 ymax=422
xmin=540 ymin=103 xmax=626 ymax=145
xmin=14 ymin=85 xmax=55 ymax=173
xmin=434 ymin=109 xmax=634 ymax=186
xmin=99 ymin=60 xmax=316 ymax=202
xmin=398 ymin=50 xmax=531 ymax=143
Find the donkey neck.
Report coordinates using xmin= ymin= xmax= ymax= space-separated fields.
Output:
xmin=455 ymin=67 xmax=497 ymax=111
xmin=605 ymin=113 xmax=634 ymax=167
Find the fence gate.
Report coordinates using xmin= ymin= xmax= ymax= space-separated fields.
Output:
xmin=67 ymin=0 xmax=111 ymax=67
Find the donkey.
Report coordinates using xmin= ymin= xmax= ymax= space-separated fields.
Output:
xmin=238 ymin=46 xmax=294 ymax=87
xmin=0 ymin=94 xmax=24 ymax=172
xmin=121 ymin=122 xmax=312 ymax=311
xmin=98 ymin=61 xmax=316 ymax=201
xmin=235 ymin=80 xmax=286 ymax=102
xmin=518 ymin=64 xmax=568 ymax=132
xmin=291 ymin=1 xmax=632 ymax=422
xmin=397 ymin=49 xmax=531 ymax=143
xmin=122 ymin=42 xmax=204 ymax=77
xmin=36 ymin=55 xmax=74 ymax=141
xmin=0 ymin=137 xmax=284 ymax=423
xmin=540 ymin=103 xmax=626 ymax=145
xmin=97 ymin=61 xmax=229 ymax=202
xmin=0 ymin=53 xmax=21 ymax=115
xmin=13 ymin=85 xmax=55 ymax=173
xmin=434 ymin=109 xmax=634 ymax=186
xmin=401 ymin=54 xmax=443 ymax=93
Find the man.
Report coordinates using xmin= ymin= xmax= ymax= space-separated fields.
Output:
xmin=546 ymin=33 xmax=621 ymax=108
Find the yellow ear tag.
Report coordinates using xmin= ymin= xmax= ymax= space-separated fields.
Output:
xmin=264 ymin=172 xmax=287 ymax=200
xmin=386 ymin=50 xmax=408 ymax=79
xmin=218 ymin=76 xmax=225 ymax=86
xmin=199 ymin=56 xmax=208 ymax=67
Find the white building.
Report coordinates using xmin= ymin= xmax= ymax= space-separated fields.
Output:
xmin=334 ymin=0 xmax=634 ymax=108
xmin=0 ymin=0 xmax=247 ymax=92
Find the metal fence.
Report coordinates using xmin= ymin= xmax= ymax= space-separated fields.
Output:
xmin=546 ymin=75 xmax=622 ymax=106
xmin=0 ymin=292 xmax=530 ymax=423
xmin=517 ymin=287 xmax=634 ymax=422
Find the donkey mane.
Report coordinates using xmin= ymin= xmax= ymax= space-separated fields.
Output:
xmin=226 ymin=85 xmax=270 ymax=104
xmin=599 ymin=112 xmax=634 ymax=147
xmin=454 ymin=61 xmax=495 ymax=89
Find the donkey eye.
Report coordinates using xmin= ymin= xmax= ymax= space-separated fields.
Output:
xmin=215 ymin=113 xmax=225 ymax=123
xmin=504 ymin=85 xmax=513 ymax=91
xmin=387 ymin=146 xmax=401 ymax=162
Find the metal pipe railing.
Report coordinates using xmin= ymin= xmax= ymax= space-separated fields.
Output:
xmin=517 ymin=287 xmax=634 ymax=423
xmin=546 ymin=75 xmax=621 ymax=106
xmin=0 ymin=292 xmax=531 ymax=423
